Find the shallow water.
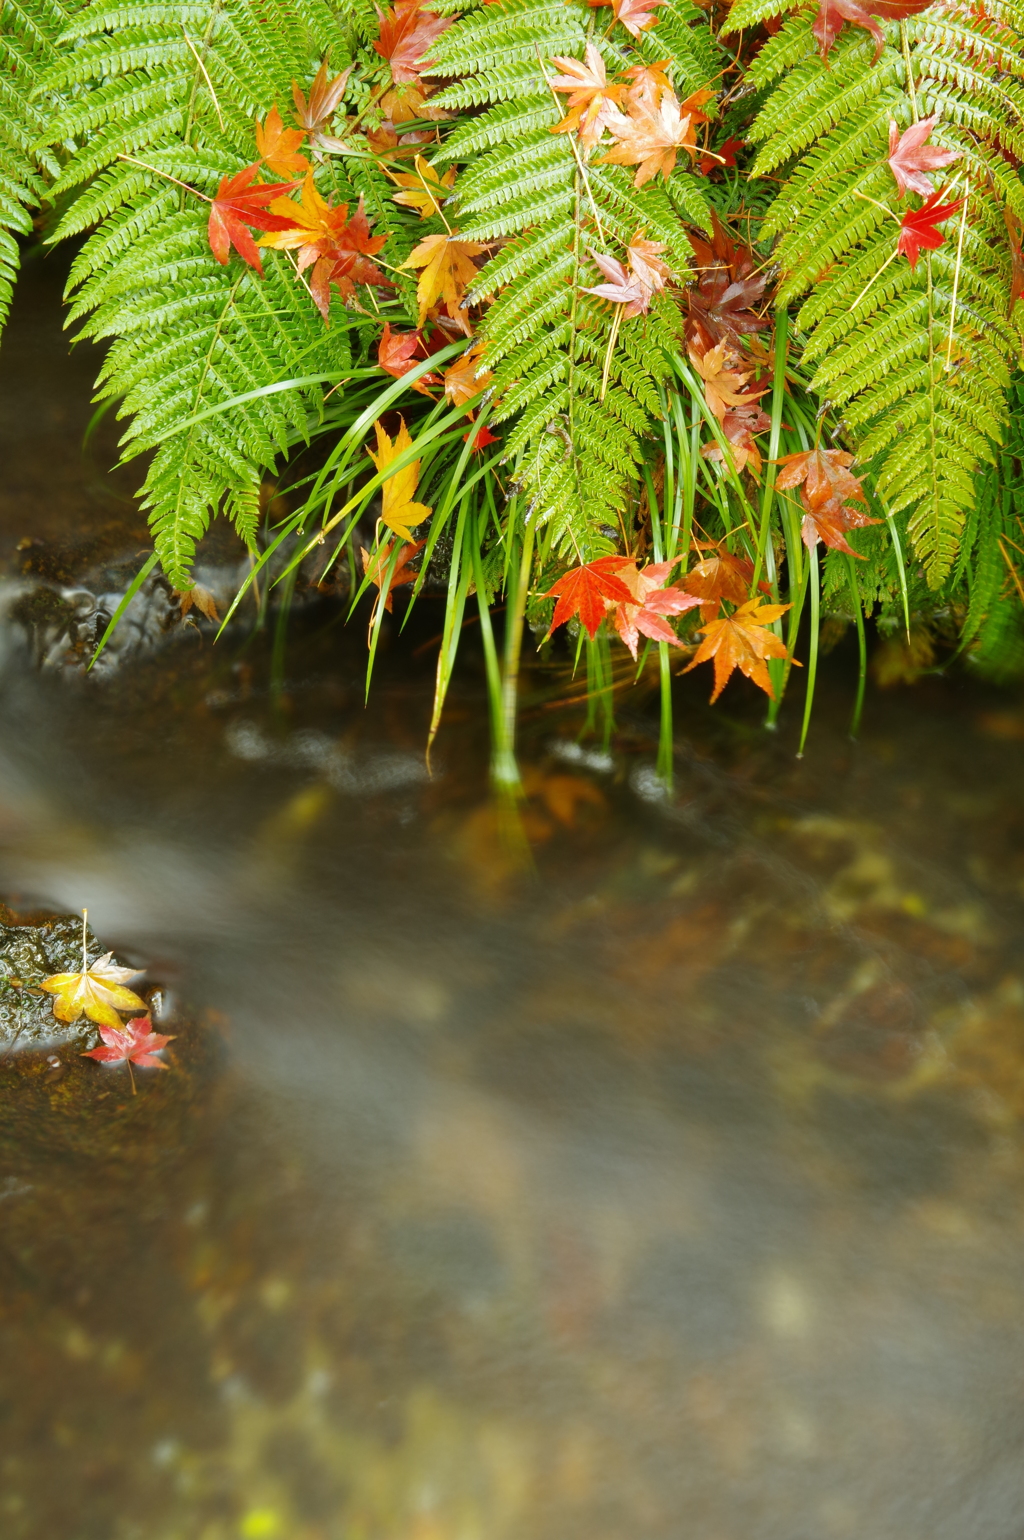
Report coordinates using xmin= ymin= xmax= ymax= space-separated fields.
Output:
xmin=3 ymin=259 xmax=1024 ymax=1540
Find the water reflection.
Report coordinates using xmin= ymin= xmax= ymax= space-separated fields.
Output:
xmin=2 ymin=258 xmax=1024 ymax=1540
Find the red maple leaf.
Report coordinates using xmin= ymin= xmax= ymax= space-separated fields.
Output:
xmin=896 ymin=186 xmax=964 ymax=270
xmin=82 ymin=1017 xmax=174 ymax=1094
xmin=545 ymin=556 xmax=635 ymax=639
xmin=374 ymin=0 xmax=451 ymax=84
xmin=887 ymin=116 xmax=960 ymax=198
xmin=207 ymin=164 xmax=297 ymax=275
xmin=812 ymin=0 xmax=934 ymax=61
xmin=464 ymin=420 xmax=501 ymax=453
xmin=699 ymin=135 xmax=744 ymax=175
xmin=378 ymin=322 xmax=441 ymax=393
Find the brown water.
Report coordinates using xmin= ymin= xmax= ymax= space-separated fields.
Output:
xmin=3 ymin=255 xmax=1024 ymax=1540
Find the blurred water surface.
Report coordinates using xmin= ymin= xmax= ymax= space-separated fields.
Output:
xmin=2 ymin=253 xmax=1024 ymax=1540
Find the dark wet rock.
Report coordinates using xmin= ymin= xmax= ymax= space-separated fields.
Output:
xmin=0 ymin=912 xmax=142 ymax=1051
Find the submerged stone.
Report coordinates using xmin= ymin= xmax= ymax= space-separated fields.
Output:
xmin=0 ymin=913 xmax=140 ymax=1050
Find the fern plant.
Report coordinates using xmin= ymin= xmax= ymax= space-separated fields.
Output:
xmin=725 ymin=0 xmax=1024 ymax=585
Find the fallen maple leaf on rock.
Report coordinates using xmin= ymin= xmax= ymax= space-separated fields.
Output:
xmin=887 ymin=116 xmax=959 ymax=198
xmin=401 ymin=231 xmax=486 ymax=327
xmin=684 ymin=598 xmax=794 ymax=701
xmin=374 ymin=0 xmax=451 ymax=83
xmin=812 ymin=0 xmax=934 ymax=61
xmin=378 ymin=322 xmax=441 ymax=394
xmin=610 ymin=560 xmax=701 ymax=658
xmin=207 ymin=164 xmax=297 ymax=275
xmin=83 ymin=1017 xmax=174 ymax=1094
xmin=367 ymin=418 xmax=432 ymax=541
xmin=545 ymin=556 xmax=635 ymax=639
xmin=361 ymin=537 xmax=425 ymax=612
xmin=896 ymin=186 xmax=964 ymax=269
xmin=549 ymin=44 xmax=626 ymax=150
xmin=41 ymin=949 xmax=147 ymax=1031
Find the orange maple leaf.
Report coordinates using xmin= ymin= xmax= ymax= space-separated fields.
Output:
xmin=206 ymin=164 xmax=298 ymax=275
xmin=600 ymin=82 xmax=702 ymax=187
xmin=689 ymin=342 xmax=765 ymax=421
xmin=254 ymin=105 xmax=311 ymax=177
xmin=260 ymin=177 xmax=391 ymax=320
xmin=291 ymin=62 xmax=352 ymax=146
xmin=775 ymin=445 xmax=880 ymax=556
xmin=401 ymin=231 xmax=486 ymax=326
xmin=361 ymin=537 xmax=426 ymax=612
xmin=389 ymin=154 xmax=456 ymax=217
xmin=549 ymin=44 xmax=626 ymax=150
xmin=606 ymin=0 xmax=668 ymax=37
xmin=443 ymin=343 xmax=493 ymax=408
xmin=701 ymin=405 xmax=773 ymax=478
xmin=681 ymin=545 xmax=768 ymax=620
xmin=373 ymin=0 xmax=451 ymax=83
xmin=683 ymin=599 xmax=795 ymax=702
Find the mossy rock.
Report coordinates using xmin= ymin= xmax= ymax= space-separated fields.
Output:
xmin=0 ymin=912 xmax=140 ymax=1050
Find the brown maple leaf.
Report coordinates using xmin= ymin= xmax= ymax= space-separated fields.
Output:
xmin=609 ymin=559 xmax=700 ymax=658
xmin=373 ymin=0 xmax=451 ymax=84
xmin=683 ymin=598 xmax=794 ymax=701
xmin=601 ymin=82 xmax=700 ymax=187
xmin=82 ymin=1017 xmax=174 ymax=1094
xmin=401 ymin=231 xmax=486 ymax=327
xmin=681 ymin=545 xmax=766 ymax=620
xmin=292 ymin=62 xmax=353 ymax=146
xmin=361 ymin=537 xmax=426 ymax=612
xmin=389 ymin=154 xmax=456 ymax=217
xmin=549 ymin=44 xmax=626 ymax=150
xmin=544 ymin=556 xmax=636 ymax=639
xmin=175 ymin=583 xmax=221 ymax=622
xmin=206 ymin=164 xmax=298 ymax=276
xmin=685 ymin=210 xmax=768 ymax=350
xmin=443 ymin=343 xmax=493 ymax=408
xmin=887 ymin=115 xmax=960 ymax=198
xmin=775 ymin=445 xmax=880 ymax=555
xmin=799 ymin=498 xmax=882 ymax=557
xmin=689 ymin=342 xmax=765 ymax=421
xmin=260 ymin=178 xmax=391 ymax=320
xmin=812 ymin=0 xmax=935 ymax=61
xmin=254 ymin=105 xmax=311 ymax=177
xmin=701 ymin=405 xmax=773 ymax=477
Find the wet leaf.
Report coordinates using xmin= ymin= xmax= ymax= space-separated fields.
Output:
xmin=261 ymin=178 xmax=391 ymax=320
xmin=41 ymin=954 xmax=147 ymax=1031
xmin=367 ymin=419 xmax=433 ymax=541
xmin=610 ymin=560 xmax=701 ymax=659
xmin=82 ymin=1017 xmax=174 ymax=1094
xmin=175 ymin=583 xmax=221 ymax=622
xmin=544 ymin=556 xmax=635 ymax=639
xmin=775 ymin=445 xmax=880 ymax=555
xmin=812 ymin=0 xmax=934 ymax=61
xmin=683 ymin=598 xmax=794 ymax=701
xmin=681 ymin=545 xmax=767 ymax=619
xmin=887 ymin=116 xmax=959 ymax=198
xmin=701 ymin=405 xmax=773 ymax=477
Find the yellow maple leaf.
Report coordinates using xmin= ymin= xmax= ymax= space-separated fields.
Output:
xmin=367 ymin=419 xmax=433 ymax=541
xmin=401 ymin=231 xmax=485 ymax=326
xmin=390 ymin=154 xmax=457 ymax=218
xmin=40 ymin=946 xmax=147 ymax=1031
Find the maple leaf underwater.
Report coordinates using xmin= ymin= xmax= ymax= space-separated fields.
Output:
xmin=41 ymin=953 xmax=148 ymax=1031
xmin=684 ymin=599 xmax=795 ymax=702
xmin=207 ymin=164 xmax=297 ymax=275
xmin=83 ymin=1018 xmax=175 ymax=1095
xmin=887 ymin=116 xmax=960 ymax=198
xmin=545 ymin=556 xmax=635 ymax=639
xmin=896 ymin=187 xmax=965 ymax=269
xmin=366 ymin=418 xmax=433 ymax=541
xmin=374 ymin=0 xmax=451 ymax=83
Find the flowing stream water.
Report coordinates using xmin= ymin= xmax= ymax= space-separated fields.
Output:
xmin=3 ymin=254 xmax=1024 ymax=1540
